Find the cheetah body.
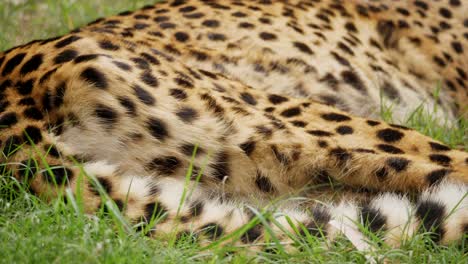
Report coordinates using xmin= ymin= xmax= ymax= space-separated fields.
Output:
xmin=0 ymin=0 xmax=467 ymax=250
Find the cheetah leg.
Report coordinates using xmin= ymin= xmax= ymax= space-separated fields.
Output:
xmin=243 ymin=100 xmax=468 ymax=194
xmin=0 ymin=115 xmax=465 ymax=250
xmin=80 ymin=162 xmax=468 ymax=250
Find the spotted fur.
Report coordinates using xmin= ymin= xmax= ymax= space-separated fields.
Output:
xmin=0 ymin=0 xmax=467 ymax=251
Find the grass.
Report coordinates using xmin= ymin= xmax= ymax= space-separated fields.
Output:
xmin=0 ymin=1 xmax=467 ymax=263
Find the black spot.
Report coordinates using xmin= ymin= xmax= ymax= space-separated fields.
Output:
xmin=321 ymin=112 xmax=351 ymax=122
xmin=291 ymin=120 xmax=307 ymax=127
xmin=144 ymin=202 xmax=168 ymax=222
xmin=377 ymin=128 xmax=404 ymax=143
xmin=382 ymin=81 xmax=400 ymax=100
xmin=140 ymin=53 xmax=160 ymax=65
xmin=200 ymin=93 xmax=224 ymax=115
xmin=18 ymin=158 xmax=38 ymax=180
xmin=377 ymin=144 xmax=404 ymax=154
xmin=341 ymin=70 xmax=366 ymax=92
xmin=426 ymin=169 xmax=451 ymax=186
xmin=416 ymin=200 xmax=446 ymax=242
xmin=176 ymin=107 xmax=198 ymax=123
xmin=451 ymin=41 xmax=463 ymax=54
xmin=2 ymin=135 xmax=22 ymax=156
xmin=293 ymin=41 xmax=314 ymax=55
xmin=113 ymin=61 xmax=132 ymax=71
xmin=240 ymin=222 xmax=263 ymax=243
xmin=55 ymin=35 xmax=81 ymax=48
xmin=189 ymin=200 xmax=204 ymax=218
xmin=386 ymin=157 xmax=410 ymax=172
xmin=18 ymin=97 xmax=35 ymax=106
xmin=377 ymin=20 xmax=395 ymax=47
xmin=0 ymin=112 xmax=18 ymax=129
xmin=147 ymin=117 xmax=169 ymax=141
xmin=42 ymin=88 xmax=54 ymax=111
xmin=255 ymin=171 xmax=275 ymax=193
xmin=330 ymin=51 xmax=350 ymax=66
xmin=271 ymin=145 xmax=290 ymax=165
xmin=159 ymin=22 xmax=176 ymax=29
xmin=268 ymin=94 xmax=289 ymax=104
xmin=300 ymin=206 xmax=331 ymax=237
xmin=134 ymin=14 xmax=150 ymax=19
xmin=345 ymin=22 xmax=358 ymax=33
xmin=375 ymin=167 xmax=388 ymax=181
xmin=0 ymin=79 xmax=12 ymax=92
xmin=337 ymin=42 xmax=354 ymax=56
xmin=239 ymin=140 xmax=256 ymax=156
xmin=53 ymin=81 xmax=66 ymax=108
xmin=95 ymin=104 xmax=118 ymax=127
xmin=329 ymin=148 xmax=352 ymax=164
xmin=231 ymin=11 xmax=247 ymax=17
xmin=335 ymin=125 xmax=353 ymax=135
xmin=210 ymin=151 xmax=230 ymax=181
xmin=20 ymin=54 xmax=43 ymax=75
xmin=23 ymin=107 xmax=43 ymax=120
xmin=259 ymin=32 xmax=277 ymax=41
xmin=240 ymin=92 xmax=257 ymax=105
xmin=359 ymin=145 xmax=381 ymax=154
xmin=307 ymin=130 xmax=333 ymax=137
xmin=148 ymin=156 xmax=180 ymax=175
xmin=2 ymin=53 xmax=26 ymax=76
xmin=174 ymin=76 xmax=194 ymax=88
xmin=43 ymin=166 xmax=73 ymax=185
xmin=80 ymin=67 xmax=108 ymax=89
xmin=118 ymin=96 xmax=136 ymax=116
xmin=202 ymin=19 xmax=220 ymax=27
xmin=90 ymin=177 xmax=113 ymax=195
xmin=16 ymin=79 xmax=34 ymax=95
xmin=450 ymin=0 xmax=461 ymax=6
xmin=169 ymin=88 xmax=187 ymax=100
xmin=429 ymin=154 xmax=451 ymax=166
xmin=238 ymin=22 xmax=255 ymax=29
xmin=132 ymin=57 xmax=150 ymax=70
xmin=133 ymin=85 xmax=155 ymax=105
xmin=361 ymin=205 xmax=386 ymax=233
xmin=201 ymin=223 xmax=224 ymax=240
xmin=433 ymin=56 xmax=446 ymax=68
xmin=414 ymin=1 xmax=428 ymax=10
xmin=153 ymin=15 xmax=169 ymax=23
xmin=141 ymin=71 xmax=158 ymax=87
xmin=44 ymin=144 xmax=60 ymax=158
xmin=396 ymin=7 xmax=410 ymax=16
xmin=429 ymin=142 xmax=450 ymax=151
xmin=180 ymin=143 xmax=202 ymax=156
xmin=184 ymin=12 xmax=204 ymax=19
xmin=134 ymin=23 xmax=149 ymax=30
xmin=189 ymin=50 xmax=209 ymax=62
xmin=317 ymin=140 xmax=328 ymax=148
xmin=74 ymin=54 xmax=99 ymax=63
xmin=207 ymin=33 xmax=226 ymax=41
xmin=174 ymin=31 xmax=190 ymax=42
xmin=366 ymin=120 xmax=380 ymax=126
xmin=439 ymin=7 xmax=452 ymax=19
xmin=0 ymin=100 xmax=9 ymax=113
xmin=54 ymin=49 xmax=78 ymax=64
xmin=99 ymin=40 xmax=120 ymax=51
xmin=199 ymin=69 xmax=217 ymax=79
xmin=281 ymin=107 xmax=301 ymax=117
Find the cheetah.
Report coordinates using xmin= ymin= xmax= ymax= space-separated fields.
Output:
xmin=0 ymin=0 xmax=467 ymax=252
